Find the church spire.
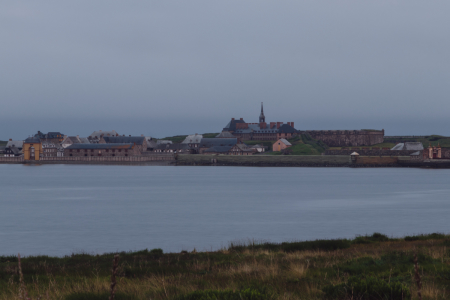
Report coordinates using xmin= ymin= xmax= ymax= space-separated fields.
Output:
xmin=259 ymin=102 xmax=265 ymax=123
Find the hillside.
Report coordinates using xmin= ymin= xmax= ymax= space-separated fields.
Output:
xmin=267 ymin=134 xmax=328 ymax=155
xmin=2 ymin=233 xmax=449 ymax=300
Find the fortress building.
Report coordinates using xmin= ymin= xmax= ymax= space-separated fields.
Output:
xmin=223 ymin=103 xmax=384 ymax=146
xmin=222 ymin=103 xmax=297 ymax=141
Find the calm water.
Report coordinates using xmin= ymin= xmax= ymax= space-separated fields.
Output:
xmin=0 ymin=164 xmax=449 ymax=256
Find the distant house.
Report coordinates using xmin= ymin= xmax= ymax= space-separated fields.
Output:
xmin=229 ymin=144 xmax=257 ymax=155
xmin=146 ymin=137 xmax=157 ymax=151
xmin=199 ymin=138 xmax=237 ymax=154
xmin=181 ymin=134 xmax=203 ymax=151
xmin=65 ymin=143 xmax=140 ymax=157
xmin=6 ymin=140 xmax=24 ymax=150
xmin=42 ymin=141 xmax=58 ymax=158
xmin=88 ymin=130 xmax=119 ymax=143
xmin=100 ymin=136 xmax=147 ymax=152
xmin=4 ymin=146 xmax=21 ymax=157
xmin=273 ymin=139 xmax=292 ymax=152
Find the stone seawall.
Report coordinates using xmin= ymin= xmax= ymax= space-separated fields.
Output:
xmin=0 ymin=154 xmax=175 ymax=164
xmin=325 ymin=149 xmax=419 ymax=156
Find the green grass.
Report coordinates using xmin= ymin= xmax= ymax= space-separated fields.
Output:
xmin=3 ymin=233 xmax=450 ymax=300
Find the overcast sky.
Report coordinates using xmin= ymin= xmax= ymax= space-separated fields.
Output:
xmin=1 ymin=1 xmax=449 ymax=139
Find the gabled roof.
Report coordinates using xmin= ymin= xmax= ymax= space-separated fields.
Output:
xmin=182 ymin=134 xmax=203 ymax=144
xmin=24 ymin=137 xmax=41 ymax=143
xmin=223 ymin=119 xmax=246 ymax=131
xmin=66 ymin=143 xmax=134 ymax=150
xmin=103 ymin=136 xmax=145 ymax=145
xmin=6 ymin=140 xmax=24 ymax=148
xmin=216 ymin=132 xmax=235 ymax=138
xmin=278 ymin=124 xmax=296 ymax=133
xmin=278 ymin=139 xmax=292 ymax=146
xmin=391 ymin=142 xmax=424 ymax=151
xmin=199 ymin=138 xmax=237 ymax=148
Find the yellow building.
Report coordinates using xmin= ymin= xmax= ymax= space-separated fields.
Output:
xmin=23 ymin=137 xmax=43 ymax=160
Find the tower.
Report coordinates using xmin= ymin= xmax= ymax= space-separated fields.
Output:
xmin=259 ymin=102 xmax=265 ymax=123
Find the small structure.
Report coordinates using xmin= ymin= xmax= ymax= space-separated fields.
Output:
xmin=182 ymin=134 xmax=203 ymax=152
xmin=350 ymin=151 xmax=359 ymax=163
xmin=424 ymin=144 xmax=442 ymax=160
xmin=410 ymin=151 xmax=422 ymax=161
xmin=154 ymin=143 xmax=192 ymax=154
xmin=273 ymin=139 xmax=292 ymax=152
xmin=101 ymin=136 xmax=147 ymax=152
xmin=23 ymin=137 xmax=42 ymax=161
xmin=250 ymin=144 xmax=265 ymax=153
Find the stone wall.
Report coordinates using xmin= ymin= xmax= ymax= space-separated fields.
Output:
xmin=0 ymin=154 xmax=174 ymax=164
xmin=325 ymin=149 xmax=419 ymax=156
xmin=303 ymin=130 xmax=384 ymax=147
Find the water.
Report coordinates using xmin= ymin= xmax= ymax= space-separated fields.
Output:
xmin=0 ymin=164 xmax=449 ymax=256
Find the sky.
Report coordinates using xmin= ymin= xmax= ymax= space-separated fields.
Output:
xmin=1 ymin=1 xmax=449 ymax=139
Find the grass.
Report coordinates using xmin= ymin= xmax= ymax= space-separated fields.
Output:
xmin=3 ymin=233 xmax=450 ymax=300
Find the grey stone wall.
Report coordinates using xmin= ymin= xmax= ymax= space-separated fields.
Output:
xmin=325 ymin=149 xmax=419 ymax=156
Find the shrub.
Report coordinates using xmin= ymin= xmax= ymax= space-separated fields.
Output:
xmin=173 ymin=288 xmax=273 ymax=300
xmin=323 ymin=276 xmax=411 ymax=300
xmin=65 ymin=292 xmax=138 ymax=300
xmin=353 ymin=233 xmax=390 ymax=244
xmin=404 ymin=233 xmax=447 ymax=241
xmin=150 ymin=248 xmax=163 ymax=255
xmin=281 ymin=239 xmax=351 ymax=252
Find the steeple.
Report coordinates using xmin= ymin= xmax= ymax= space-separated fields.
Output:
xmin=259 ymin=102 xmax=265 ymax=123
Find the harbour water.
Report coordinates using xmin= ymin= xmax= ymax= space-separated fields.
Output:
xmin=1 ymin=164 xmax=449 ymax=256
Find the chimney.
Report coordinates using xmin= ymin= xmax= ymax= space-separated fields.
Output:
xmin=291 ymin=122 xmax=294 ymax=128
xmin=240 ymin=118 xmax=243 ymax=121
xmin=277 ymin=122 xmax=282 ymax=129
xmin=129 ymin=135 xmax=131 ymax=137
xmin=107 ymin=133 xmax=110 ymax=136
xmin=9 ymin=139 xmax=12 ymax=141
xmin=195 ymin=133 xmax=198 ymax=135
xmin=232 ymin=118 xmax=235 ymax=121
xmin=141 ymin=134 xmax=144 ymax=137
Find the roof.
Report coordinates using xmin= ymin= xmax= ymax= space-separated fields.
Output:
xmin=199 ymin=138 xmax=237 ymax=148
xmin=250 ymin=144 xmax=263 ymax=148
xmin=66 ymin=143 xmax=134 ymax=150
xmin=278 ymin=124 xmax=296 ymax=133
xmin=223 ymin=119 xmax=246 ymax=131
xmin=278 ymin=139 xmax=292 ymax=146
xmin=34 ymin=131 xmax=63 ymax=139
xmin=24 ymin=137 xmax=41 ymax=143
xmin=89 ymin=130 xmax=118 ymax=138
xmin=103 ymin=136 xmax=145 ymax=145
xmin=6 ymin=140 xmax=23 ymax=148
xmin=391 ymin=142 xmax=424 ymax=151
xmin=216 ymin=132 xmax=235 ymax=138
xmin=410 ymin=151 xmax=421 ymax=156
xmin=350 ymin=152 xmax=360 ymax=156
xmin=182 ymin=134 xmax=203 ymax=144
xmin=204 ymin=146 xmax=233 ymax=153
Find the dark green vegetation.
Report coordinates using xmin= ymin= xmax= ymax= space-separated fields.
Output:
xmin=1 ymin=233 xmax=450 ymax=300
xmin=0 ymin=140 xmax=6 ymax=146
xmin=268 ymin=134 xmax=328 ymax=155
xmin=384 ymin=135 xmax=450 ymax=148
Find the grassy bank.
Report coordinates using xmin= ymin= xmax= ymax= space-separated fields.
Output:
xmin=2 ymin=233 xmax=450 ymax=300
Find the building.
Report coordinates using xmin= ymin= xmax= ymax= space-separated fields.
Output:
xmin=222 ymin=103 xmax=296 ymax=141
xmin=6 ymin=140 xmax=24 ymax=150
xmin=100 ymin=136 xmax=147 ymax=152
xmin=199 ymin=138 xmax=237 ymax=154
xmin=181 ymin=134 xmax=203 ymax=150
xmin=250 ymin=144 xmax=265 ymax=153
xmin=34 ymin=131 xmax=65 ymax=144
xmin=23 ymin=137 xmax=42 ymax=160
xmin=4 ymin=146 xmax=21 ymax=157
xmin=65 ymin=143 xmax=140 ymax=157
xmin=303 ymin=130 xmax=384 ymax=147
xmin=42 ymin=141 xmax=59 ymax=158
xmin=273 ymin=139 xmax=292 ymax=152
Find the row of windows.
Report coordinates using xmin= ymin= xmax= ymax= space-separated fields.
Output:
xmin=69 ymin=149 xmax=128 ymax=152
